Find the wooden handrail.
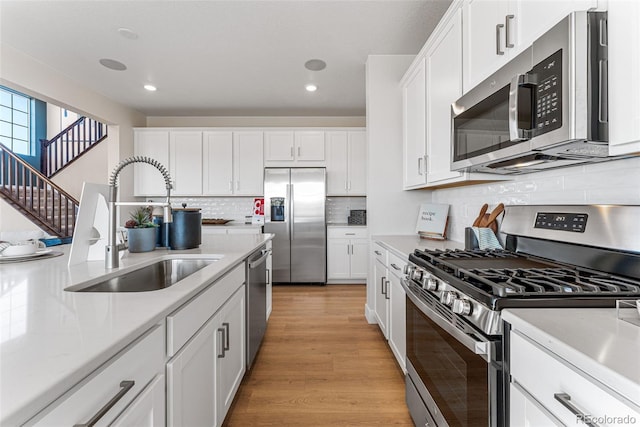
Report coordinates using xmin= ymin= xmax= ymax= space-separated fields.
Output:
xmin=41 ymin=116 xmax=108 ymax=178
xmin=1 ymin=143 xmax=79 ymax=238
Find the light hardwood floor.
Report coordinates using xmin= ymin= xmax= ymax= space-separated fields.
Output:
xmin=223 ymin=284 xmax=413 ymax=426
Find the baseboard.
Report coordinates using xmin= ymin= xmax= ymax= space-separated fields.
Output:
xmin=326 ymin=279 xmax=366 ymax=285
xmin=364 ymin=304 xmax=377 ymax=324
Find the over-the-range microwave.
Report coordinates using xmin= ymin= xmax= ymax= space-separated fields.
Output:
xmin=451 ymin=11 xmax=612 ymax=174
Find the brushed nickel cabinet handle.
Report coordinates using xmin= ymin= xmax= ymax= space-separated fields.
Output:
xmin=374 ymin=250 xmax=382 ymax=256
xmin=390 ymin=263 xmax=401 ymax=271
xmin=217 ymin=327 xmax=226 ymax=358
xmin=73 ymin=380 xmax=135 ymax=427
xmin=496 ymin=24 xmax=505 ymax=55
xmin=385 ymin=280 xmax=390 ymax=300
xmin=554 ymin=393 xmax=599 ymax=427
xmin=505 ymin=15 xmax=515 ymax=48
xmin=223 ymin=322 xmax=230 ymax=351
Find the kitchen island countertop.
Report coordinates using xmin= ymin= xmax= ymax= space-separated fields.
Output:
xmin=0 ymin=233 xmax=272 ymax=425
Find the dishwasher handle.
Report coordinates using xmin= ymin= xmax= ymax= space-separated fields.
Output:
xmin=249 ymin=248 xmax=270 ymax=268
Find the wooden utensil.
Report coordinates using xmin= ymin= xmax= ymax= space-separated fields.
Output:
xmin=480 ymin=203 xmax=505 ymax=228
xmin=472 ymin=203 xmax=489 ymax=227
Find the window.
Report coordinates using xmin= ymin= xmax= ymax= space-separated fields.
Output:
xmin=0 ymin=87 xmax=31 ymax=155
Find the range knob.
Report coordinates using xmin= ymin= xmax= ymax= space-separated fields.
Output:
xmin=425 ymin=277 xmax=439 ymax=291
xmin=440 ymin=291 xmax=456 ymax=306
xmin=452 ymin=298 xmax=473 ymax=316
xmin=403 ymin=264 xmax=412 ymax=275
xmin=412 ymin=269 xmax=424 ymax=282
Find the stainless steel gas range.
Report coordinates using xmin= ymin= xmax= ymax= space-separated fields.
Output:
xmin=402 ymin=205 xmax=640 ymax=427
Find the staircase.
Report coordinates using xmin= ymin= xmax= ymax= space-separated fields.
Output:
xmin=1 ymin=143 xmax=78 ymax=238
xmin=41 ymin=116 xmax=107 ymax=178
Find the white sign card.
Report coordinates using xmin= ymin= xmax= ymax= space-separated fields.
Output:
xmin=415 ymin=203 xmax=450 ymax=239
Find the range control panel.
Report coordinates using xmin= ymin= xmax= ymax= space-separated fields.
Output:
xmin=531 ymin=49 xmax=562 ymax=135
xmin=535 ymin=212 xmax=588 ymax=233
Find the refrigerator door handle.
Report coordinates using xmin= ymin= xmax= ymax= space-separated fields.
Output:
xmin=289 ymin=183 xmax=294 ymax=240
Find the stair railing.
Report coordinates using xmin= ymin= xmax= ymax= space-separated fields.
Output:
xmin=41 ymin=116 xmax=108 ymax=178
xmin=1 ymin=143 xmax=78 ymax=238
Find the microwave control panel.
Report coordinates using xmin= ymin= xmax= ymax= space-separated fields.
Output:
xmin=535 ymin=212 xmax=587 ymax=233
xmin=531 ymin=49 xmax=562 ymax=135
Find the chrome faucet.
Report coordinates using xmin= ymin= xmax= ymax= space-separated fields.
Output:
xmin=106 ymin=156 xmax=173 ymax=268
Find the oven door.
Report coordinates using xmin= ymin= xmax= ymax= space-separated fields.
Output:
xmin=403 ymin=279 xmax=504 ymax=427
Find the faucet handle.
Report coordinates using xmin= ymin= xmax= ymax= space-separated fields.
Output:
xmin=182 ymin=203 xmax=187 ymax=209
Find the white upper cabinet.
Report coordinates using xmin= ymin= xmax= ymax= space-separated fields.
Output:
xmin=326 ymin=130 xmax=367 ymax=196
xmin=609 ymin=0 xmax=640 ymax=155
xmin=203 ymin=131 xmax=234 ymax=196
xmin=233 ymin=131 xmax=264 ymax=196
xmin=425 ymin=7 xmax=464 ymax=185
xmin=170 ymin=131 xmax=203 ymax=196
xmin=463 ymin=0 xmax=599 ymax=92
xmin=294 ymin=131 xmax=325 ymax=161
xmin=401 ymin=58 xmax=427 ymax=189
xmin=134 ymin=130 xmax=170 ymax=196
xmin=264 ymin=130 xmax=326 ymax=166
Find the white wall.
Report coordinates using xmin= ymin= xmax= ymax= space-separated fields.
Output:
xmin=0 ymin=43 xmax=146 ymax=231
xmin=146 ymin=116 xmax=365 ymax=127
xmin=431 ymin=156 xmax=640 ymax=243
xmin=365 ymin=55 xmax=431 ymax=237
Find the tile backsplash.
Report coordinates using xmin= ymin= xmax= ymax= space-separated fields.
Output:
xmin=326 ymin=197 xmax=366 ymax=224
xmin=148 ymin=196 xmax=367 ymax=225
xmin=432 ymin=157 xmax=640 ymax=243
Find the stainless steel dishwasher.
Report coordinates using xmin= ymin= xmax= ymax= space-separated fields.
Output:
xmin=246 ymin=246 xmax=269 ymax=369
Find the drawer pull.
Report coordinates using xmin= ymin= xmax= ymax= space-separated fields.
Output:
xmin=74 ymin=380 xmax=135 ymax=427
xmin=390 ymin=263 xmax=401 ymax=271
xmin=554 ymin=393 xmax=600 ymax=427
xmin=374 ymin=250 xmax=382 ymax=256
xmin=345 ymin=233 xmax=356 ymax=235
xmin=217 ymin=327 xmax=227 ymax=358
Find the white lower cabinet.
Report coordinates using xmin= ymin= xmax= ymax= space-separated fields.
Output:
xmin=327 ymin=227 xmax=368 ymax=283
xmin=387 ymin=252 xmax=407 ymax=374
xmin=509 ymin=330 xmax=640 ymax=426
xmin=372 ymin=243 xmax=389 ymax=339
xmin=28 ymin=326 xmax=165 ymax=426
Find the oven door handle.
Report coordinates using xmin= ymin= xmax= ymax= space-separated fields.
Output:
xmin=401 ymin=278 xmax=492 ymax=362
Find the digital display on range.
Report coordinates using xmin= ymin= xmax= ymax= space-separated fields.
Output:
xmin=535 ymin=212 xmax=588 ymax=232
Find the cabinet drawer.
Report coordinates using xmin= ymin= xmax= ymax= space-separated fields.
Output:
xmin=387 ymin=251 xmax=407 ymax=277
xmin=167 ymin=263 xmax=244 ymax=357
xmin=327 ymin=227 xmax=368 ymax=239
xmin=510 ymin=331 xmax=640 ymax=425
xmin=29 ymin=326 xmax=164 ymax=426
xmin=372 ymin=242 xmax=387 ymax=265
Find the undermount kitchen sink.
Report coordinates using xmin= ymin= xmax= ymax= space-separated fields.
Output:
xmin=66 ymin=258 xmax=222 ymax=292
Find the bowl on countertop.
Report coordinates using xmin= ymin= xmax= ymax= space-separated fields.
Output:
xmin=202 ymin=219 xmax=233 ymax=225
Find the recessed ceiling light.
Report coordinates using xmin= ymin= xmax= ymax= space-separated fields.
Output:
xmin=305 ymin=84 xmax=318 ymax=92
xmin=144 ymin=84 xmax=157 ymax=92
xmin=99 ymin=58 xmax=127 ymax=71
xmin=117 ymin=27 xmax=139 ymax=40
xmin=304 ymin=59 xmax=327 ymax=71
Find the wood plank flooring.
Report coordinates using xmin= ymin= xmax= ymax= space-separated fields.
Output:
xmin=223 ymin=284 xmax=413 ymax=426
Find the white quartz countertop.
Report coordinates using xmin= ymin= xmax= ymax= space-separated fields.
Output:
xmin=503 ymin=308 xmax=640 ymax=406
xmin=0 ymin=233 xmax=272 ymax=425
xmin=371 ymin=234 xmax=464 ymax=259
xmin=202 ymin=222 xmax=262 ymax=228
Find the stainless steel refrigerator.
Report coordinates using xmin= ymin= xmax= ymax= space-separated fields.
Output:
xmin=264 ymin=168 xmax=326 ymax=284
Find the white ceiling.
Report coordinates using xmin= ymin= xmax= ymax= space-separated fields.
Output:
xmin=0 ymin=0 xmax=451 ymax=117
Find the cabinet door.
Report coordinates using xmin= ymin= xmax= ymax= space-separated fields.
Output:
xmin=426 ymin=7 xmax=464 ymax=185
xmin=134 ymin=131 xmax=169 ymax=196
xmin=347 ymin=131 xmax=367 ymax=195
xmin=402 ymin=58 xmax=427 ymax=188
xmin=234 ymin=131 xmax=264 ymax=196
xmin=170 ymin=131 xmax=203 ymax=195
xmin=326 ymin=131 xmax=349 ymax=195
xmin=388 ymin=273 xmax=406 ymax=373
xmin=264 ymin=131 xmax=294 ymax=161
xmin=373 ymin=259 xmax=389 ymax=338
xmin=295 ymin=131 xmax=325 ymax=161
xmin=609 ymin=0 xmax=640 ymax=156
xmin=203 ymin=131 xmax=233 ymax=196
xmin=463 ymin=0 xmax=510 ymax=92
xmin=166 ymin=319 xmax=216 ymax=427
xmin=216 ymin=286 xmax=246 ymax=427
xmin=327 ymin=238 xmax=351 ymax=280
xmin=510 ymin=382 xmax=562 ymax=427
xmin=111 ymin=375 xmax=165 ymax=427
xmin=349 ymin=238 xmax=369 ymax=279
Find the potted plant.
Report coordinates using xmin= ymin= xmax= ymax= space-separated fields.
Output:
xmin=125 ymin=206 xmax=158 ymax=253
